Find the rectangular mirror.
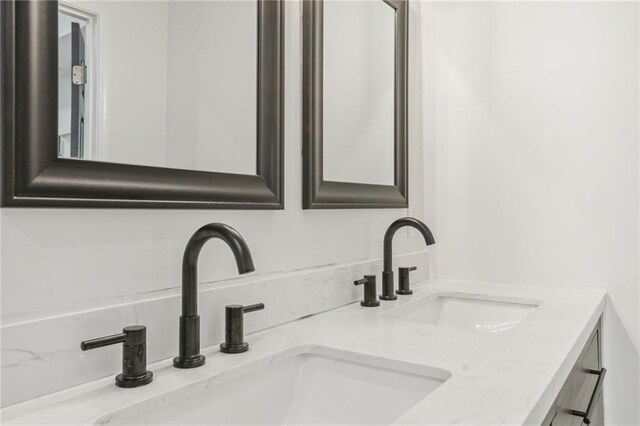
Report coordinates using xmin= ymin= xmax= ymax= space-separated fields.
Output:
xmin=1 ymin=0 xmax=283 ymax=208
xmin=302 ymin=0 xmax=408 ymax=208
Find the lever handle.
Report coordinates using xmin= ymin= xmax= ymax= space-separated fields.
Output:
xmin=81 ymin=326 xmax=153 ymax=388
xmin=397 ymin=266 xmax=417 ymax=295
xmin=81 ymin=332 xmax=127 ymax=350
xmin=354 ymin=275 xmax=380 ymax=308
xmin=243 ymin=303 xmax=265 ymax=313
xmin=220 ymin=303 xmax=265 ymax=354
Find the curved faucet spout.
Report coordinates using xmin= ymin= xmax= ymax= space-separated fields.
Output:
xmin=381 ymin=217 xmax=435 ymax=300
xmin=383 ymin=217 xmax=435 ymax=271
xmin=174 ymin=223 xmax=254 ymax=369
xmin=182 ymin=224 xmax=255 ymax=317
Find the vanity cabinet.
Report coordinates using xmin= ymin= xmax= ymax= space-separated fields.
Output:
xmin=544 ymin=318 xmax=604 ymax=426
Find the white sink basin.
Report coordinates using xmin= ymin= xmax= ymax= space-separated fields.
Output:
xmin=95 ymin=346 xmax=450 ymax=425
xmin=383 ymin=293 xmax=540 ymax=332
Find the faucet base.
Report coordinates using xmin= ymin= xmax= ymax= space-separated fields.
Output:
xmin=116 ymin=371 xmax=153 ymax=388
xmin=361 ymin=300 xmax=380 ymax=307
xmin=173 ymin=354 xmax=206 ymax=369
xmin=380 ymin=270 xmax=397 ymax=300
xmin=396 ymin=289 xmax=413 ymax=295
xmin=220 ymin=342 xmax=249 ymax=354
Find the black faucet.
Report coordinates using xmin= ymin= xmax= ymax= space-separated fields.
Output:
xmin=81 ymin=325 xmax=153 ymax=388
xmin=354 ymin=275 xmax=380 ymax=307
xmin=380 ymin=217 xmax=435 ymax=300
xmin=220 ymin=303 xmax=265 ymax=354
xmin=173 ymin=223 xmax=255 ymax=369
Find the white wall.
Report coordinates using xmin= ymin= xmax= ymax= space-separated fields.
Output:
xmin=422 ymin=2 xmax=639 ymax=424
xmin=0 ymin=0 xmax=428 ymax=406
xmin=165 ymin=1 xmax=257 ymax=174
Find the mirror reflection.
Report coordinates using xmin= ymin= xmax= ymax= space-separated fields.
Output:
xmin=57 ymin=1 xmax=257 ymax=175
xmin=322 ymin=0 xmax=395 ymax=186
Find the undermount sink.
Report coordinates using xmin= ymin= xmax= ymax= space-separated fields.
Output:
xmin=96 ymin=346 xmax=450 ymax=425
xmin=383 ymin=293 xmax=540 ymax=332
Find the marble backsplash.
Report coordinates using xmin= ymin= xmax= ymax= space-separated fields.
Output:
xmin=1 ymin=250 xmax=429 ymax=407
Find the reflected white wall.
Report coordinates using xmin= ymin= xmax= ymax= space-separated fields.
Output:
xmin=166 ymin=1 xmax=256 ymax=174
xmin=323 ymin=0 xmax=395 ymax=185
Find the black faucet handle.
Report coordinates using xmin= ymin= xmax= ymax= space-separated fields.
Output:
xmin=242 ymin=303 xmax=265 ymax=313
xmin=81 ymin=325 xmax=153 ymax=388
xmin=354 ymin=275 xmax=380 ymax=308
xmin=220 ymin=303 xmax=265 ymax=354
xmin=81 ymin=332 xmax=127 ymax=350
xmin=396 ymin=266 xmax=417 ymax=295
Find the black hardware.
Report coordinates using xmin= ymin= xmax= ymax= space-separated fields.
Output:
xmin=570 ymin=368 xmax=607 ymax=424
xmin=174 ymin=224 xmax=255 ymax=368
xmin=220 ymin=303 xmax=265 ymax=354
xmin=381 ymin=218 xmax=435 ymax=300
xmin=396 ymin=266 xmax=417 ymax=295
xmin=354 ymin=275 xmax=380 ymax=307
xmin=81 ymin=325 xmax=153 ymax=388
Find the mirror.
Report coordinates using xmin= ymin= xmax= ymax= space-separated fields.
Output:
xmin=322 ymin=0 xmax=395 ymax=185
xmin=57 ymin=1 xmax=257 ymax=175
xmin=2 ymin=0 xmax=283 ymax=208
xmin=302 ymin=0 xmax=408 ymax=208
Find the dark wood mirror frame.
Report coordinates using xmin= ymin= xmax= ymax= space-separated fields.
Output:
xmin=0 ymin=0 xmax=284 ymax=209
xmin=302 ymin=0 xmax=408 ymax=209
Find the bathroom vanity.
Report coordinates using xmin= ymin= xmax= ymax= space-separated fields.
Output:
xmin=1 ymin=280 xmax=606 ymax=425
xmin=0 ymin=0 xmax=633 ymax=423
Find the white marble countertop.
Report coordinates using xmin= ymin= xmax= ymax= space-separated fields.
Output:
xmin=2 ymin=279 xmax=605 ymax=425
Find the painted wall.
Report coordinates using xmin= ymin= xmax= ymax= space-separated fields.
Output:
xmin=0 ymin=0 xmax=428 ymax=406
xmin=165 ymin=0 xmax=257 ymax=174
xmin=421 ymin=2 xmax=640 ymax=424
